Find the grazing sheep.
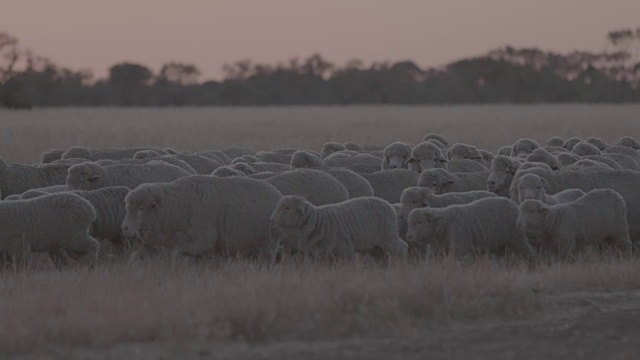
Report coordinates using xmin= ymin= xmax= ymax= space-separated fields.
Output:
xmin=616 ymin=137 xmax=640 ymax=150
xmin=486 ymin=156 xmax=523 ymax=197
xmin=211 ymin=166 xmax=245 ymax=177
xmin=526 ymin=148 xmax=562 ymax=170
xmin=0 ymin=193 xmax=99 ymax=267
xmin=270 ymin=196 xmax=408 ymax=259
xmin=263 ymin=169 xmax=349 ymax=205
xmin=517 ymin=189 xmax=632 ymax=257
xmin=406 ymin=197 xmax=533 ymax=258
xmin=418 ymin=169 xmax=489 ymax=194
xmin=255 ymin=152 xmax=293 ymax=165
xmin=222 ymin=146 xmax=256 ymax=160
xmin=397 ymin=187 xmax=495 ymax=240
xmin=546 ymin=137 xmax=564 ymax=147
xmin=66 ymin=162 xmax=191 ymax=191
xmin=407 ymin=142 xmax=447 ymax=173
xmin=572 ymin=142 xmax=601 ymax=156
xmin=290 ymin=151 xmax=323 ymax=169
xmin=510 ymin=173 xmax=585 ymax=205
xmin=447 ymin=143 xmax=483 ymax=162
xmin=422 ymin=133 xmax=449 ymax=147
xmin=0 ymin=159 xmax=73 ymax=199
xmin=497 ymin=146 xmax=512 ymax=156
xmin=323 ymin=153 xmax=381 ymax=174
xmin=557 ymin=152 xmax=580 ymax=166
xmin=562 ymin=137 xmax=582 ymax=151
xmin=122 ymin=176 xmax=283 ymax=259
xmin=510 ymin=138 xmax=540 ymax=157
xmin=585 ymin=137 xmax=608 ymax=150
xmin=382 ymin=142 xmax=413 ymax=170
xmin=321 ymin=142 xmax=347 ymax=159
xmin=231 ymin=155 xmax=257 ymax=164
xmin=40 ymin=149 xmax=65 ymax=164
xmin=446 ymin=159 xmax=488 ymax=173
xmin=321 ymin=168 xmax=374 ymax=198
xmin=361 ymin=169 xmax=419 ymax=203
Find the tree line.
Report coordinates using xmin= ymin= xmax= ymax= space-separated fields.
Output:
xmin=1 ymin=28 xmax=639 ymax=108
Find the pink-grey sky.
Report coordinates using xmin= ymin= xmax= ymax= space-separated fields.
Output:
xmin=2 ymin=0 xmax=639 ymax=79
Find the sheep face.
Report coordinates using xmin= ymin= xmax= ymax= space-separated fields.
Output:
xmin=383 ymin=143 xmax=411 ymax=170
xmin=514 ymin=174 xmax=548 ymax=204
xmin=271 ymin=196 xmax=310 ymax=231
xmin=516 ymin=200 xmax=550 ymax=239
xmin=510 ymin=139 xmax=539 ymax=157
xmin=447 ymin=144 xmax=482 ymax=161
xmin=122 ymin=187 xmax=165 ymax=244
xmin=66 ymin=164 xmax=103 ymax=191
xmin=486 ymin=157 xmax=518 ymax=196
xmin=418 ymin=170 xmax=454 ymax=194
xmin=406 ymin=208 xmax=442 ymax=247
xmin=408 ymin=143 xmax=447 ymax=173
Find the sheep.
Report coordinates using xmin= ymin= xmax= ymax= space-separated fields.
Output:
xmin=519 ymin=162 xmax=553 ymax=172
xmin=446 ymin=159 xmax=488 ymax=173
xmin=382 ymin=142 xmax=412 ymax=170
xmin=602 ymin=146 xmax=640 ymax=162
xmin=546 ymin=137 xmax=565 ymax=147
xmin=571 ymin=160 xmax=612 ymax=170
xmin=270 ymin=148 xmax=300 ymax=155
xmin=230 ymin=163 xmax=258 ymax=175
xmin=543 ymin=146 xmax=569 ymax=154
xmin=263 ymin=169 xmax=349 ymax=206
xmin=479 ymin=149 xmax=495 ymax=164
xmin=572 ymin=142 xmax=601 ymax=156
xmin=510 ymin=138 xmax=540 ymax=157
xmin=323 ymin=150 xmax=362 ymax=160
xmin=562 ymin=137 xmax=582 ymax=151
xmin=418 ymin=169 xmax=489 ymax=194
xmin=602 ymin=153 xmax=640 ymax=171
xmin=323 ymin=154 xmax=382 ymax=174
xmin=486 ymin=156 xmax=523 ymax=197
xmin=193 ymin=150 xmax=232 ymax=165
xmin=211 ymin=166 xmax=245 ymax=177
xmin=321 ymin=142 xmax=347 ymax=159
xmin=360 ymin=169 xmax=419 ymax=203
xmin=407 ymin=142 xmax=447 ymax=173
xmin=231 ymin=155 xmax=257 ymax=164
xmin=424 ymin=139 xmax=447 ymax=149
xmin=132 ymin=150 xmax=163 ymax=159
xmin=585 ymin=137 xmax=608 ymax=150
xmin=98 ymin=157 xmax=197 ymax=175
xmin=321 ymin=168 xmax=375 ymax=198
xmin=447 ymin=143 xmax=484 ymax=162
xmin=557 ymin=153 xmax=580 ymax=166
xmin=344 ymin=142 xmax=362 ymax=151
xmin=66 ymin=162 xmax=191 ymax=191
xmin=581 ymin=155 xmax=621 ymax=169
xmin=247 ymin=162 xmax=290 ymax=173
xmin=517 ymin=189 xmax=632 ymax=257
xmin=406 ymin=197 xmax=533 ymax=259
xmin=290 ymin=151 xmax=323 ymax=169
xmin=0 ymin=159 xmax=73 ymax=199
xmin=397 ymin=187 xmax=496 ymax=240
xmin=222 ymin=146 xmax=256 ymax=160
xmin=525 ymin=148 xmax=562 ymax=170
xmin=510 ymin=173 xmax=585 ymax=205
xmin=616 ymin=137 xmax=640 ymax=150
xmin=497 ymin=146 xmax=512 ymax=156
xmin=422 ymin=133 xmax=449 ymax=147
xmin=270 ymin=196 xmax=408 ymax=259
xmin=40 ymin=149 xmax=65 ymax=164
xmin=121 ymin=175 xmax=282 ymax=259
xmin=508 ymin=167 xmax=640 ymax=242
xmin=62 ymin=146 xmax=170 ymax=161
xmin=0 ymin=193 xmax=99 ymax=267
xmin=134 ymin=152 xmax=221 ymax=174
xmin=255 ymin=152 xmax=293 ymax=165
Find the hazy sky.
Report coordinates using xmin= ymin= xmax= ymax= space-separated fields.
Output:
xmin=2 ymin=0 xmax=639 ymax=79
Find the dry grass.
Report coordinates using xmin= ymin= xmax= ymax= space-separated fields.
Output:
xmin=1 ymin=105 xmax=640 ymax=355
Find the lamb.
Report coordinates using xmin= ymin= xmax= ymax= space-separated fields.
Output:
xmin=40 ymin=149 xmax=65 ymax=164
xmin=66 ymin=162 xmax=192 ymax=191
xmin=517 ymin=189 xmax=632 ymax=257
xmin=572 ymin=142 xmax=601 ymax=156
xmin=290 ymin=151 xmax=323 ymax=169
xmin=486 ymin=155 xmax=524 ymax=197
xmin=585 ymin=137 xmax=608 ymax=150
xmin=447 ymin=143 xmax=484 ymax=162
xmin=323 ymin=153 xmax=382 ymax=173
xmin=321 ymin=142 xmax=347 ymax=159
xmin=510 ymin=173 xmax=585 ymax=205
xmin=0 ymin=193 xmax=99 ymax=267
xmin=0 ymin=158 xmax=73 ymax=198
xmin=397 ymin=187 xmax=496 ymax=240
xmin=546 ymin=137 xmax=565 ymax=147
xmin=263 ymin=169 xmax=349 ymax=205
xmin=382 ymin=142 xmax=413 ymax=170
xmin=616 ymin=137 xmax=640 ymax=150
xmin=510 ymin=138 xmax=540 ymax=157
xmin=406 ymin=197 xmax=533 ymax=258
xmin=222 ymin=146 xmax=256 ymax=160
xmin=562 ymin=137 xmax=582 ymax=151
xmin=270 ymin=196 xmax=408 ymax=259
xmin=422 ymin=133 xmax=449 ymax=147
xmin=121 ymin=175 xmax=282 ymax=259
xmin=418 ymin=169 xmax=489 ymax=194
xmin=407 ymin=142 xmax=447 ymax=173
xmin=360 ymin=169 xmax=419 ymax=203
xmin=525 ymin=148 xmax=562 ymax=170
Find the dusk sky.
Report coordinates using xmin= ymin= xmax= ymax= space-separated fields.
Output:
xmin=2 ymin=0 xmax=639 ymax=79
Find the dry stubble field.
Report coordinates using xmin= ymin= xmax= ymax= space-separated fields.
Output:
xmin=1 ymin=105 xmax=640 ymax=359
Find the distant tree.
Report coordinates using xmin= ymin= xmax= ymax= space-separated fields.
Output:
xmin=0 ymin=31 xmax=20 ymax=84
xmin=158 ymin=62 xmax=201 ymax=85
xmin=107 ymin=63 xmax=154 ymax=105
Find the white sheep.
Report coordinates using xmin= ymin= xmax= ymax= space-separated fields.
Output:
xmin=231 ymin=155 xmax=257 ymax=164
xmin=222 ymin=146 xmax=257 ymax=160
xmin=361 ymin=169 xmax=419 ymax=203
xmin=211 ymin=166 xmax=246 ymax=177
xmin=446 ymin=159 xmax=488 ymax=173
xmin=255 ymin=152 xmax=293 ymax=165
xmin=270 ymin=195 xmax=408 ymax=259
xmin=497 ymin=146 xmax=512 ymax=156
xmin=193 ymin=150 xmax=232 ymax=165
xmin=546 ymin=137 xmax=564 ymax=147
xmin=585 ymin=137 xmax=608 ymax=150
xmin=422 ymin=133 xmax=449 ymax=147
xmin=62 ymin=146 xmax=170 ymax=161
xmin=406 ymin=197 xmax=533 ymax=258
xmin=0 ymin=158 xmax=73 ymax=199
xmin=418 ymin=168 xmax=488 ymax=194
xmin=486 ymin=155 xmax=524 ymax=197
xmin=616 ymin=137 xmax=640 ymax=150
xmin=562 ymin=137 xmax=582 ymax=151
xmin=517 ymin=189 xmax=632 ymax=257
xmin=447 ymin=143 xmax=484 ymax=162
xmin=66 ymin=162 xmax=192 ymax=191
xmin=525 ymin=148 xmax=562 ymax=170
xmin=321 ymin=168 xmax=375 ymax=198
xmin=571 ymin=142 xmax=601 ymax=156
xmin=321 ymin=142 xmax=347 ymax=159
xmin=121 ymin=175 xmax=282 ymax=259
xmin=263 ymin=169 xmax=349 ymax=205
xmin=510 ymin=138 xmax=540 ymax=157
xmin=382 ymin=142 xmax=413 ymax=170
xmin=510 ymin=173 xmax=585 ymax=205
xmin=0 ymin=192 xmax=99 ymax=267
xmin=424 ymin=139 xmax=447 ymax=149
xmin=290 ymin=151 xmax=323 ymax=169
xmin=40 ymin=149 xmax=65 ymax=164
xmin=407 ymin=142 xmax=447 ymax=173
xmin=581 ymin=155 xmax=621 ymax=169
xmin=557 ymin=152 xmax=580 ymax=166
xmin=323 ymin=153 xmax=382 ymax=174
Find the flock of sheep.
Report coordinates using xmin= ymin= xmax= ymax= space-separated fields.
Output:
xmin=1 ymin=133 xmax=640 ymax=267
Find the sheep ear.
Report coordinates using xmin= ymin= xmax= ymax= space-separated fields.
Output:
xmin=88 ymin=175 xmax=101 ymax=183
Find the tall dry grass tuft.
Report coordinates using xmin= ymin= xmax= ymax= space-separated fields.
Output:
xmin=1 ymin=255 xmax=639 ymax=354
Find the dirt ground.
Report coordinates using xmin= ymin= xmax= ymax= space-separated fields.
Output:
xmin=16 ymin=290 xmax=640 ymax=360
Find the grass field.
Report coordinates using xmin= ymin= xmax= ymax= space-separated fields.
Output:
xmin=1 ymin=105 xmax=640 ymax=358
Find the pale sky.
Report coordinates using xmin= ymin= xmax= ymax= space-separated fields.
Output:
xmin=1 ymin=0 xmax=639 ymax=80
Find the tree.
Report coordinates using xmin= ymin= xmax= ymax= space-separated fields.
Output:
xmin=108 ymin=62 xmax=153 ymax=87
xmin=158 ymin=62 xmax=201 ymax=85
xmin=0 ymin=31 xmax=20 ymax=84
